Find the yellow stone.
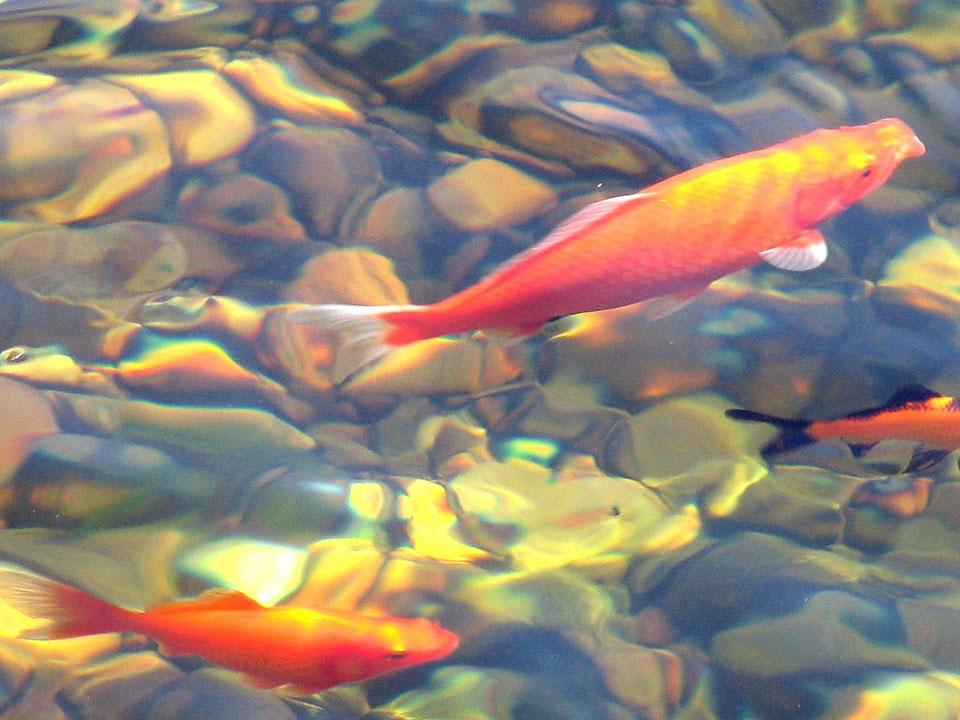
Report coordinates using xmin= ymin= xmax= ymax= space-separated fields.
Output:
xmin=106 ymin=70 xmax=256 ymax=166
xmin=427 ymin=158 xmax=557 ymax=232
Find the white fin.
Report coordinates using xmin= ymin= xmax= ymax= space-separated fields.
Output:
xmin=0 ymin=569 xmax=64 ymax=624
xmin=760 ymin=230 xmax=828 ymax=271
xmin=637 ymin=287 xmax=706 ymax=320
xmin=288 ymin=304 xmax=421 ymax=384
xmin=0 ymin=568 xmax=121 ymax=639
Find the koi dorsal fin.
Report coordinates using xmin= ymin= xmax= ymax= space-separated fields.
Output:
xmin=149 ymin=589 xmax=263 ymax=614
xmin=494 ymin=191 xmax=657 ymax=276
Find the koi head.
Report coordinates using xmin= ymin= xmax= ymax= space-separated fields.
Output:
xmin=791 ymin=118 xmax=924 ymax=227
xmin=323 ymin=616 xmax=459 ymax=687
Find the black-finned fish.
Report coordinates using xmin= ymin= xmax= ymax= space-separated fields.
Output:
xmin=726 ymin=384 xmax=960 ymax=460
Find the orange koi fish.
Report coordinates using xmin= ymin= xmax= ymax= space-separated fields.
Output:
xmin=0 ymin=569 xmax=459 ymax=694
xmin=292 ymin=119 xmax=924 ymax=382
xmin=727 ymin=384 xmax=960 ymax=461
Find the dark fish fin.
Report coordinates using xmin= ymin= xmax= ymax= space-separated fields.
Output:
xmin=848 ymin=442 xmax=878 ymax=458
xmin=843 ymin=384 xmax=943 ymax=420
xmin=905 ymin=447 xmax=950 ymax=474
xmin=725 ymin=408 xmax=815 ymax=458
xmin=883 ymin=384 xmax=941 ymax=407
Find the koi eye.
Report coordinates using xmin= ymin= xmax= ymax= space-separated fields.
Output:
xmin=860 ymin=167 xmax=873 ymax=179
xmin=3 ymin=348 xmax=26 ymax=363
xmin=387 ymin=651 xmax=408 ymax=660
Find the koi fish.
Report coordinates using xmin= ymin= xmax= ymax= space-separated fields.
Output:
xmin=0 ymin=569 xmax=459 ymax=694
xmin=291 ymin=118 xmax=924 ymax=382
xmin=726 ymin=384 xmax=960 ymax=462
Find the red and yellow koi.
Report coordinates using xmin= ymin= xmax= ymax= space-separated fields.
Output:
xmin=291 ymin=119 xmax=924 ymax=382
xmin=0 ymin=569 xmax=459 ymax=695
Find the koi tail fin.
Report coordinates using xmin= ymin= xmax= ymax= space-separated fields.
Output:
xmin=0 ymin=569 xmax=131 ymax=639
xmin=725 ymin=408 xmax=815 ymax=459
xmin=288 ymin=303 xmax=430 ymax=384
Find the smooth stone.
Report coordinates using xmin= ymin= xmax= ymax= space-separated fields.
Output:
xmin=143 ymin=669 xmax=296 ymax=720
xmin=437 ymin=66 xmax=665 ymax=176
xmin=898 ymin=593 xmax=960 ymax=670
xmin=0 ymin=525 xmax=184 ymax=610
xmin=609 ymin=394 xmax=744 ymax=480
xmin=574 ymin=632 xmax=685 ymax=717
xmin=874 ymin=234 xmax=960 ymax=322
xmin=222 ymin=51 xmax=364 ymax=126
xmin=823 ymin=672 xmax=960 ymax=720
xmin=448 ymin=459 xmax=673 ymax=572
xmin=426 ymin=158 xmax=557 ymax=233
xmin=128 ymin=0 xmax=255 ymax=49
xmin=43 ymin=392 xmax=315 ymax=476
xmin=244 ymin=124 xmax=380 ymax=238
xmin=175 ymin=173 xmax=309 ymax=245
xmin=0 ymin=222 xmax=187 ymax=303
xmin=706 ymin=472 xmax=845 ymax=546
xmin=0 ymin=79 xmax=170 ymax=223
xmin=649 ymin=8 xmax=727 ymax=83
xmin=382 ymin=667 xmax=533 ymax=720
xmin=0 ymin=377 xmax=58 ymax=484
xmin=177 ymin=537 xmax=306 ymax=607
xmin=106 ymin=70 xmax=257 ymax=167
xmin=711 ymin=591 xmax=928 ymax=677
xmin=283 ymin=247 xmax=409 ymax=305
xmin=685 ymin=0 xmax=785 ymax=57
xmin=0 ymin=664 xmax=68 ymax=720
xmin=0 ymin=70 xmax=58 ymax=103
xmin=761 ymin=0 xmax=843 ymax=31
xmin=61 ymin=652 xmax=184 ymax=720
xmin=347 ymin=187 xmax=436 ymax=279
xmin=383 ymin=33 xmax=523 ymax=102
xmin=0 ymin=640 xmax=35 ymax=711
xmin=0 ymin=20 xmax=59 ymax=58
xmin=541 ymin=302 xmax=721 ymax=409
xmin=644 ymin=532 xmax=874 ymax=630
xmin=374 ymin=397 xmax=438 ymax=457
xmin=341 ymin=336 xmax=528 ymax=398
xmin=513 ymin=0 xmax=600 ymax=36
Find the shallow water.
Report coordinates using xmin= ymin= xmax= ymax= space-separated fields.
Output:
xmin=0 ymin=1 xmax=959 ymax=718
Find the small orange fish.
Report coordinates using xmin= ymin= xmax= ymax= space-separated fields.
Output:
xmin=292 ymin=118 xmax=924 ymax=381
xmin=727 ymin=384 xmax=960 ymax=461
xmin=0 ymin=569 xmax=459 ymax=694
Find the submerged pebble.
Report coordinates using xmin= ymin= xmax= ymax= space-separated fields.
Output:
xmin=426 ymin=158 xmax=558 ymax=232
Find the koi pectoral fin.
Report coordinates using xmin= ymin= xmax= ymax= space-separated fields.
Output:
xmin=481 ymin=322 xmax=545 ymax=344
xmin=636 ymin=286 xmax=708 ymax=320
xmin=760 ymin=229 xmax=828 ymax=271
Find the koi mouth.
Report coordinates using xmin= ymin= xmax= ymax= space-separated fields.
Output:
xmin=901 ymin=133 xmax=926 ymax=159
xmin=873 ymin=118 xmax=925 ymax=161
